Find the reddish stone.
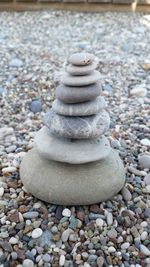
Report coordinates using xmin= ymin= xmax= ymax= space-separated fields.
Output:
xmin=10 ymin=261 xmax=18 ymax=267
xmin=90 ymin=204 xmax=100 ymax=213
xmin=42 ymin=212 xmax=48 ymax=220
xmin=8 ymin=212 xmax=19 ymax=223
xmin=16 ymin=249 xmax=25 ymax=260
xmin=18 ymin=205 xmax=28 ymax=213
xmin=139 ymin=252 xmax=146 ymax=259
xmin=76 ymin=211 xmax=85 ymax=221
xmin=80 ymin=235 xmax=86 ymax=243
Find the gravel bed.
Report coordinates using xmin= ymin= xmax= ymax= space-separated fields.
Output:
xmin=0 ymin=10 xmax=150 ymax=267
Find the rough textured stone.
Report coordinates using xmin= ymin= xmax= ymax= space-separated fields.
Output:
xmin=56 ymin=83 xmax=102 ymax=104
xmin=35 ymin=126 xmax=111 ymax=164
xmin=66 ymin=61 xmax=97 ymax=76
xmin=68 ymin=52 xmax=94 ymax=66
xmin=52 ymin=96 xmax=105 ymax=116
xmin=44 ymin=109 xmax=110 ymax=139
xmin=62 ymin=71 xmax=100 ymax=86
xmin=20 ymin=148 xmax=125 ymax=205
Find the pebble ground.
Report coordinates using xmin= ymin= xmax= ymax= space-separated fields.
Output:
xmin=0 ymin=10 xmax=150 ymax=267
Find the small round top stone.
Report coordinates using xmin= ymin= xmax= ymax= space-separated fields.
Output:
xmin=68 ymin=52 xmax=94 ymax=66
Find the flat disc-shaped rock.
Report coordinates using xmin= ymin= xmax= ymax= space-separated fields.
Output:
xmin=35 ymin=126 xmax=111 ymax=164
xmin=44 ymin=109 xmax=110 ymax=139
xmin=68 ymin=52 xmax=94 ymax=66
xmin=66 ymin=61 xmax=97 ymax=76
xmin=56 ymin=83 xmax=102 ymax=104
xmin=20 ymin=148 xmax=125 ymax=205
xmin=62 ymin=71 xmax=100 ymax=86
xmin=52 ymin=96 xmax=105 ymax=116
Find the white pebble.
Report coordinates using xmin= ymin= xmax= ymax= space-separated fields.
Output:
xmin=9 ymin=237 xmax=18 ymax=244
xmin=23 ymin=259 xmax=34 ymax=267
xmin=121 ymin=242 xmax=130 ymax=250
xmin=141 ymin=231 xmax=148 ymax=241
xmin=140 ymin=244 xmax=150 ymax=256
xmin=59 ymin=254 xmax=65 ymax=266
xmin=1 ymin=216 xmax=6 ymax=224
xmin=33 ymin=202 xmax=42 ymax=209
xmin=84 ymin=263 xmax=91 ymax=267
xmin=108 ymin=246 xmax=116 ymax=253
xmin=140 ymin=221 xmax=148 ymax=227
xmin=0 ymin=187 xmax=4 ymax=197
xmin=140 ymin=138 xmax=150 ymax=147
xmin=96 ymin=218 xmax=104 ymax=227
xmin=31 ymin=228 xmax=43 ymax=239
xmin=2 ymin=166 xmax=17 ymax=174
xmin=130 ymin=86 xmax=147 ymax=97
xmin=62 ymin=208 xmax=71 ymax=217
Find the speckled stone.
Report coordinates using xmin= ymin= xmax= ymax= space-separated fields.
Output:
xmin=66 ymin=61 xmax=97 ymax=76
xmin=56 ymin=83 xmax=102 ymax=104
xmin=68 ymin=52 xmax=94 ymax=66
xmin=35 ymin=126 xmax=111 ymax=164
xmin=62 ymin=71 xmax=100 ymax=86
xmin=52 ymin=96 xmax=105 ymax=116
xmin=20 ymin=148 xmax=125 ymax=205
xmin=44 ymin=109 xmax=110 ymax=139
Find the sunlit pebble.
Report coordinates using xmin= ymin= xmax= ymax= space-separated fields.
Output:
xmin=141 ymin=221 xmax=148 ymax=227
xmin=62 ymin=208 xmax=71 ymax=217
xmin=0 ymin=187 xmax=4 ymax=197
xmin=9 ymin=237 xmax=18 ymax=244
xmin=59 ymin=255 xmax=65 ymax=266
xmin=140 ymin=138 xmax=150 ymax=147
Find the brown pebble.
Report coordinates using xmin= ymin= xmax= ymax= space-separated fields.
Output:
xmin=18 ymin=205 xmax=28 ymax=213
xmin=10 ymin=261 xmax=18 ymax=267
xmin=7 ymin=180 xmax=18 ymax=189
xmin=8 ymin=212 xmax=19 ymax=223
xmin=76 ymin=211 xmax=85 ymax=221
xmin=16 ymin=249 xmax=25 ymax=260
xmin=90 ymin=204 xmax=101 ymax=213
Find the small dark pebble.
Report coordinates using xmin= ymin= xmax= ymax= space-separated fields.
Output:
xmin=4 ymin=262 xmax=10 ymax=267
xmin=55 ymin=206 xmax=63 ymax=220
xmin=0 ymin=255 xmax=7 ymax=264
xmin=23 ymin=236 xmax=31 ymax=242
xmin=144 ymin=208 xmax=150 ymax=218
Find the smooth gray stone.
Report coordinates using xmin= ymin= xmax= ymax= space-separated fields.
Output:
xmin=44 ymin=109 xmax=110 ymax=139
xmin=56 ymin=83 xmax=102 ymax=104
xmin=35 ymin=126 xmax=111 ymax=164
xmin=20 ymin=148 xmax=125 ymax=205
xmin=62 ymin=71 xmax=100 ymax=86
xmin=52 ymin=96 xmax=105 ymax=116
xmin=66 ymin=61 xmax=97 ymax=76
xmin=68 ymin=52 xmax=94 ymax=66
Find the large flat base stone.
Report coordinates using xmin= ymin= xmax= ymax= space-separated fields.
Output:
xmin=20 ymin=148 xmax=125 ymax=205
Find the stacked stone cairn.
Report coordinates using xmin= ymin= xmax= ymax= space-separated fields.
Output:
xmin=20 ymin=53 xmax=125 ymax=205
